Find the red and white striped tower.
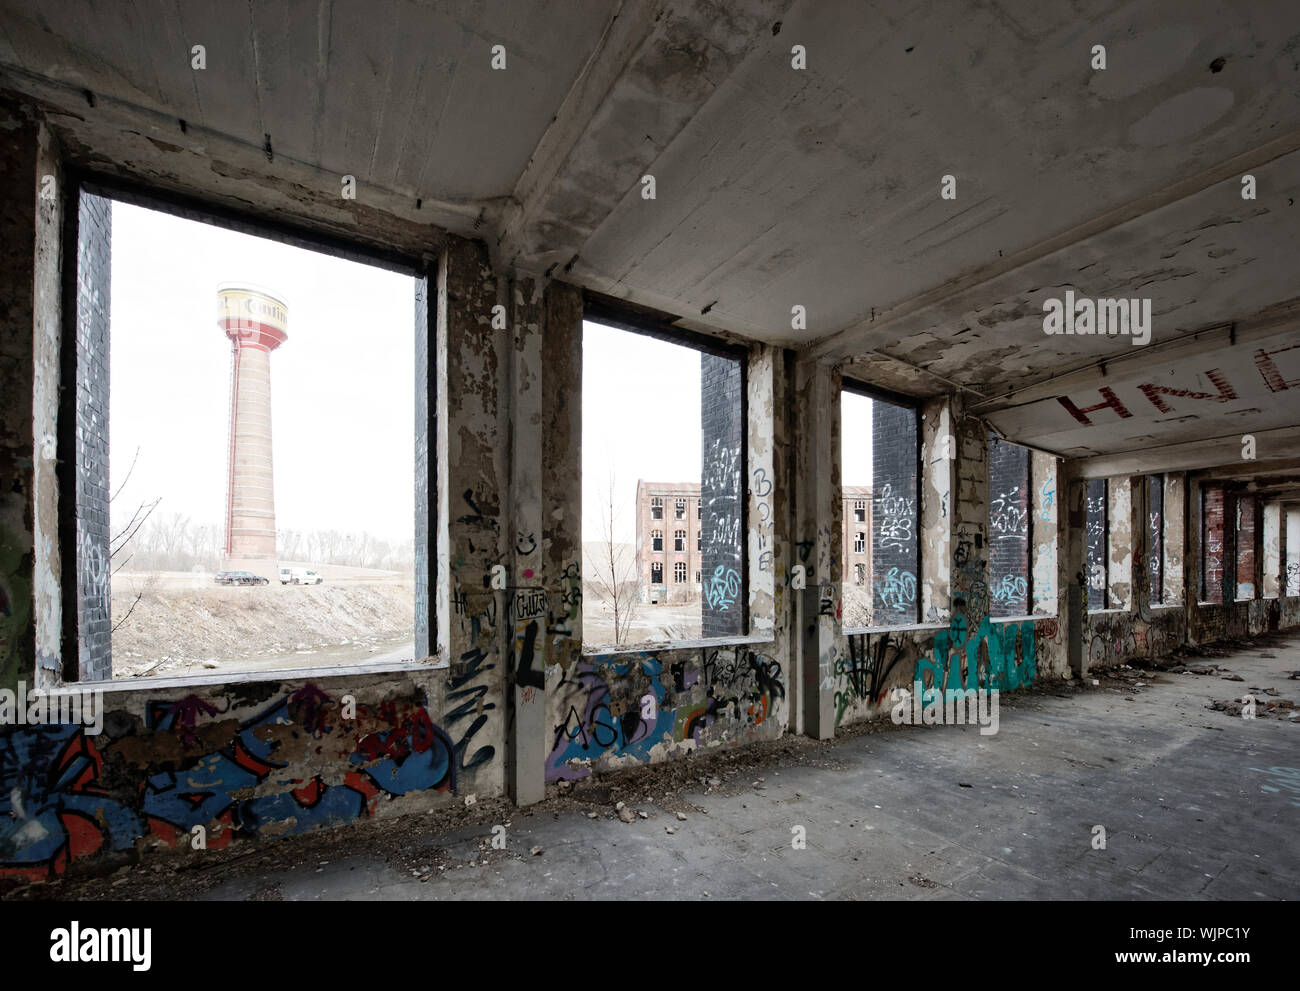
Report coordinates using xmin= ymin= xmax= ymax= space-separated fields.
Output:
xmin=218 ymin=284 xmax=288 ymax=573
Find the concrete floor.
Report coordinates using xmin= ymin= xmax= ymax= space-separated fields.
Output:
xmin=52 ymin=636 xmax=1300 ymax=902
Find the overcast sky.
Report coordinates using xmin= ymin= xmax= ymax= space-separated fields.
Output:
xmin=841 ymin=390 xmax=873 ymax=487
xmin=581 ymin=321 xmax=874 ymax=545
xmin=110 ymin=200 xmax=416 ymax=545
xmin=582 ymin=321 xmax=701 ymax=545
xmin=111 ymin=199 xmax=871 ymax=551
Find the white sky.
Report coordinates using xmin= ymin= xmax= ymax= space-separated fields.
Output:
xmin=109 ymin=200 xmax=416 ymax=544
xmin=580 ymin=322 xmax=877 ymax=544
xmin=582 ymin=321 xmax=701 ymax=544
xmin=841 ymin=390 xmax=874 ymax=486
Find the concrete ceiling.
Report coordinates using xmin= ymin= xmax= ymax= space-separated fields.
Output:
xmin=2 ymin=0 xmax=1298 ymax=471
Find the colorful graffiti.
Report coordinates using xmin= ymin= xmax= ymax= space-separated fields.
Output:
xmin=546 ymin=648 xmax=784 ymax=782
xmin=915 ymin=617 xmax=1037 ymax=694
xmin=0 ymin=686 xmax=456 ymax=881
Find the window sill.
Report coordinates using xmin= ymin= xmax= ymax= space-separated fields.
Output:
xmin=843 ymin=621 xmax=948 ymax=636
xmin=63 ymin=657 xmax=443 ymax=695
xmin=583 ymin=634 xmax=772 ymax=657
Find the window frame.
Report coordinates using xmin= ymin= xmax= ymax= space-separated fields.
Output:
xmin=841 ymin=377 xmax=922 ymax=630
xmin=582 ymin=293 xmax=751 ymax=648
xmin=58 ymin=172 xmax=433 ymax=685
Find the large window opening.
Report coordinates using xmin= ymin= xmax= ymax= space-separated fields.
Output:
xmin=582 ymin=319 xmax=745 ymax=647
xmin=1201 ymin=484 xmax=1225 ymax=603
xmin=1288 ymin=509 xmax=1300 ymax=596
xmin=841 ymin=385 xmax=918 ymax=628
xmin=71 ymin=190 xmax=422 ymax=682
xmin=1148 ymin=473 xmax=1165 ymax=606
xmin=1085 ymin=478 xmax=1108 ymax=610
xmin=988 ymin=433 xmax=1030 ymax=617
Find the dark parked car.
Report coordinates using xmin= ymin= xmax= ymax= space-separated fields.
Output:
xmin=214 ymin=570 xmax=269 ymax=586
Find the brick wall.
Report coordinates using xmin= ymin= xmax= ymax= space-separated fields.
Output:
xmin=871 ymin=399 xmax=918 ymax=624
xmin=73 ymin=191 xmax=112 ymax=682
xmin=1086 ymin=478 xmax=1107 ymax=610
xmin=700 ymin=352 xmax=743 ymax=637
xmin=1236 ymin=494 xmax=1256 ymax=601
xmin=1202 ymin=484 xmax=1224 ymax=603
xmin=988 ymin=434 xmax=1029 ymax=617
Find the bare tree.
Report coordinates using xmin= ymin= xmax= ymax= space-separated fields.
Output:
xmin=588 ymin=471 xmax=639 ymax=645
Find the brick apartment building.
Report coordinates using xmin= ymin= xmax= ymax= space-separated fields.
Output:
xmin=634 ymin=480 xmax=874 ymax=603
xmin=842 ymin=485 xmax=873 ymax=586
xmin=634 ymin=481 xmax=703 ymax=604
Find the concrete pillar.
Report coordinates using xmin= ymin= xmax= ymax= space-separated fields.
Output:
xmin=949 ymin=396 xmax=990 ymax=655
xmin=504 ymin=275 xmax=582 ymax=806
xmin=0 ymin=103 xmax=61 ymax=692
xmin=1107 ymin=477 xmax=1133 ymax=610
xmin=793 ymin=359 xmax=839 ymax=739
xmin=440 ymin=234 xmax=507 ymax=797
xmin=1030 ymin=451 xmax=1058 ymax=616
xmin=1263 ymin=501 xmax=1281 ymax=599
xmin=1163 ymin=473 xmax=1186 ymax=606
xmin=919 ymin=397 xmax=952 ymax=624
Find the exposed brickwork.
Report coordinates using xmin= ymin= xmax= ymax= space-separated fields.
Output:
xmin=701 ymin=352 xmax=743 ymax=638
xmin=988 ymin=434 xmax=1030 ymax=617
xmin=73 ymin=191 xmax=112 ymax=682
xmin=871 ymin=399 xmax=918 ymax=625
xmin=1236 ymin=494 xmax=1256 ymax=601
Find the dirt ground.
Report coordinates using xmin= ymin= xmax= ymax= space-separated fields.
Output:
xmin=110 ymin=572 xmax=416 ymax=679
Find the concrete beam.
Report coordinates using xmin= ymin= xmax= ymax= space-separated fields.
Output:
xmin=805 ymin=129 xmax=1300 ymax=364
xmin=970 ymin=300 xmax=1300 ymax=416
xmin=1066 ymin=427 xmax=1300 ymax=480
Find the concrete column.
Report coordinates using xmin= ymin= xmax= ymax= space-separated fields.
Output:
xmin=1163 ymin=473 xmax=1186 ymax=606
xmin=504 ymin=275 xmax=582 ymax=806
xmin=1107 ymin=477 xmax=1133 ymax=610
xmin=506 ymin=276 xmax=546 ymax=805
xmin=439 ymin=234 xmax=507 ymax=797
xmin=1030 ymin=451 xmax=1057 ymax=616
xmin=1263 ymin=501 xmax=1281 ymax=599
xmin=746 ymin=346 xmax=778 ymax=642
xmin=919 ymin=397 xmax=952 ymax=623
xmin=0 ymin=104 xmax=61 ymax=692
xmin=793 ymin=359 xmax=839 ymax=739
xmin=949 ymin=398 xmax=990 ymax=643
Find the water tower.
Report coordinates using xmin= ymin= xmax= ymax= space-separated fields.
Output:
xmin=218 ymin=284 xmax=288 ymax=574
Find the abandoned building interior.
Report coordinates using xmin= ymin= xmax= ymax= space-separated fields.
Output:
xmin=1 ymin=0 xmax=1298 ymax=888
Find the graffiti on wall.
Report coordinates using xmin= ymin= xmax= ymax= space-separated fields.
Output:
xmin=915 ymin=616 xmax=1037 ymax=694
xmin=834 ymin=632 xmax=911 ymax=725
xmin=546 ymin=647 xmax=784 ymax=782
xmin=0 ymin=685 xmax=458 ymax=881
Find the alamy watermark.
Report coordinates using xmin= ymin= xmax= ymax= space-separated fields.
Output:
xmin=0 ymin=682 xmax=104 ymax=735
xmin=890 ymin=681 xmax=1000 ymax=736
xmin=1043 ymin=290 xmax=1151 ymax=346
